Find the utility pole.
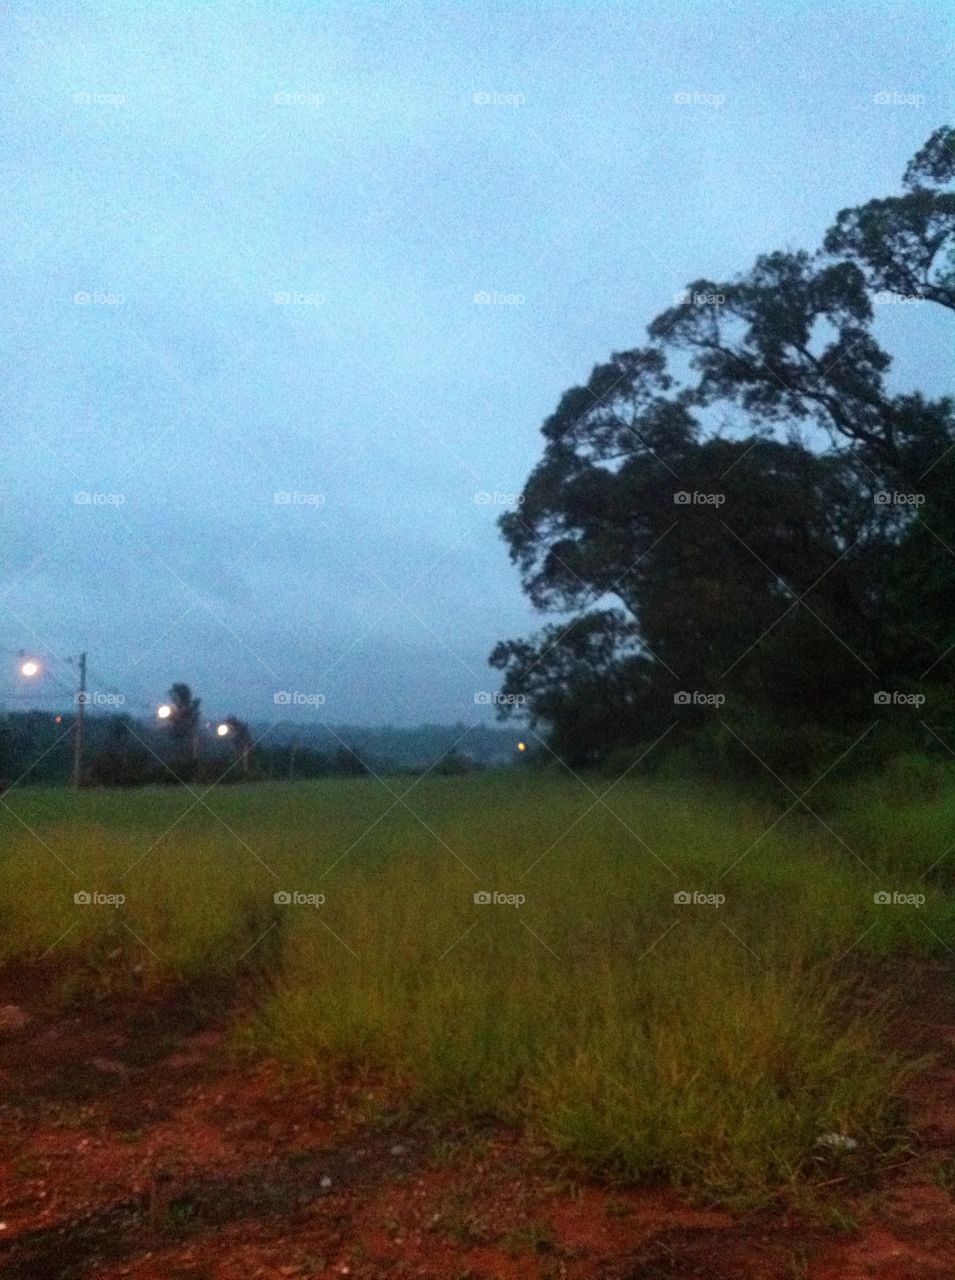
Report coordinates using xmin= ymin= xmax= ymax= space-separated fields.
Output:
xmin=72 ymin=651 xmax=87 ymax=789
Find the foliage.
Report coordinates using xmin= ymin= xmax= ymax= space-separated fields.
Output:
xmin=492 ymin=129 xmax=955 ymax=774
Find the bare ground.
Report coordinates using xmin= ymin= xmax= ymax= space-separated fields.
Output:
xmin=0 ymin=960 xmax=952 ymax=1280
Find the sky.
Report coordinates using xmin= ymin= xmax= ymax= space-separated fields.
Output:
xmin=2 ymin=0 xmax=952 ymax=726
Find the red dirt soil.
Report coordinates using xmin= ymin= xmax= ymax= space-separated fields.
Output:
xmin=0 ymin=960 xmax=952 ymax=1280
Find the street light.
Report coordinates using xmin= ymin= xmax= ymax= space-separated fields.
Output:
xmin=516 ymin=741 xmax=526 ymax=753
xmin=157 ymin=704 xmax=172 ymax=720
xmin=19 ymin=652 xmax=87 ymax=787
xmin=216 ymin=722 xmax=230 ymax=737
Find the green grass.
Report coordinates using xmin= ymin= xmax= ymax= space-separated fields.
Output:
xmin=0 ymin=769 xmax=951 ymax=1204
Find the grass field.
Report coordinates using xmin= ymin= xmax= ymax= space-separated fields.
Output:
xmin=1 ymin=768 xmax=953 ymax=1209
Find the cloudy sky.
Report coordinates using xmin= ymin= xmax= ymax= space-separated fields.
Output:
xmin=2 ymin=0 xmax=951 ymax=725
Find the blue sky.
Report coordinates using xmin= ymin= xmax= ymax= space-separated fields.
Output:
xmin=2 ymin=0 xmax=952 ymax=725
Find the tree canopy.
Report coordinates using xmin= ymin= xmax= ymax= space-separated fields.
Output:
xmin=491 ymin=128 xmax=955 ymax=774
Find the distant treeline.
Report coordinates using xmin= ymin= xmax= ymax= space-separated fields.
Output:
xmin=0 ymin=711 xmax=520 ymax=788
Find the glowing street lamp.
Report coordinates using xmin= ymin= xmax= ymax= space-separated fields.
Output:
xmin=16 ymin=651 xmax=87 ymax=787
xmin=516 ymin=741 xmax=526 ymax=753
xmin=157 ymin=703 xmax=172 ymax=720
xmin=216 ymin=722 xmax=230 ymax=737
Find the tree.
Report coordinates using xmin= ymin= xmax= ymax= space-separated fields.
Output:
xmin=824 ymin=126 xmax=955 ymax=312
xmin=491 ymin=130 xmax=955 ymax=771
xmin=165 ymin=682 xmax=201 ymax=765
xmin=646 ymin=127 xmax=955 ymax=502
xmin=221 ymin=715 xmax=253 ymax=775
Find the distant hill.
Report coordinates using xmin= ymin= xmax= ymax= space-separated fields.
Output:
xmin=255 ymin=721 xmax=522 ymax=769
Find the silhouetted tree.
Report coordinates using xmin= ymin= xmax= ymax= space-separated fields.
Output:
xmin=221 ymin=715 xmax=253 ymax=775
xmin=492 ymin=129 xmax=955 ymax=772
xmin=165 ymin=682 xmax=201 ymax=766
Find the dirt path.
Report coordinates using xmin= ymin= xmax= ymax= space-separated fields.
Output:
xmin=0 ymin=961 xmax=952 ymax=1279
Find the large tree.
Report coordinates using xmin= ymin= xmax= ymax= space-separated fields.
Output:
xmin=491 ymin=130 xmax=955 ymax=770
xmin=165 ymin=682 xmax=201 ymax=765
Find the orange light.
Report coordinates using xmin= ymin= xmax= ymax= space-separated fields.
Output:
xmin=516 ymin=741 xmax=526 ymax=752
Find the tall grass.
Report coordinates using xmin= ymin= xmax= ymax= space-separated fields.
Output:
xmin=0 ymin=770 xmax=950 ymax=1202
